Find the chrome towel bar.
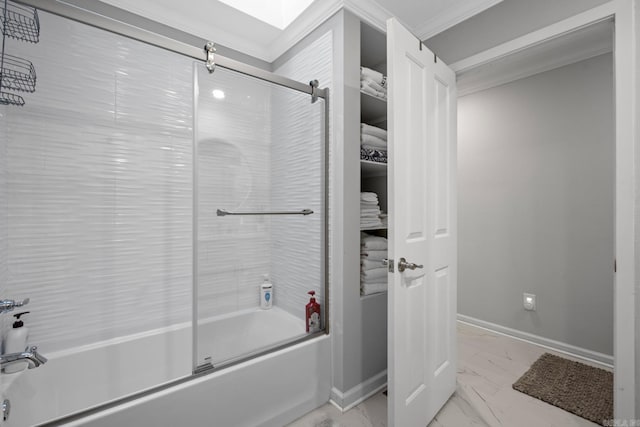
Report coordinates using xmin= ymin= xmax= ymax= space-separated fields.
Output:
xmin=216 ymin=208 xmax=313 ymax=217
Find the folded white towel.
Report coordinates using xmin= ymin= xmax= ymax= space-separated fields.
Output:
xmin=361 ymin=123 xmax=388 ymax=140
xmin=362 ymin=77 xmax=386 ymax=93
xmin=361 ymin=222 xmax=383 ymax=229
xmin=361 ymin=258 xmax=385 ymax=271
xmin=361 ymin=81 xmax=387 ymax=100
xmin=361 ymin=282 xmax=388 ymax=296
xmin=361 ymin=208 xmax=381 ymax=214
xmin=361 ymin=234 xmax=388 ymax=250
xmin=360 ymin=67 xmax=387 ymax=88
xmin=361 ymin=133 xmax=387 ymax=149
xmin=361 ymin=267 xmax=387 ymax=280
xmin=361 ymin=249 xmax=388 ymax=261
xmin=360 ymin=200 xmax=380 ymax=207
xmin=361 ymin=192 xmax=378 ymax=202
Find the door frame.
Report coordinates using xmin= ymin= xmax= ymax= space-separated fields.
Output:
xmin=448 ymin=0 xmax=637 ymax=419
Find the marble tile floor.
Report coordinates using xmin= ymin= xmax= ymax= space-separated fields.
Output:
xmin=287 ymin=322 xmax=609 ymax=427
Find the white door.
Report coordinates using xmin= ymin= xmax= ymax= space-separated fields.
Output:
xmin=387 ymin=17 xmax=457 ymax=427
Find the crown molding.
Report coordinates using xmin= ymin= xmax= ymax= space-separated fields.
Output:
xmin=342 ymin=0 xmax=392 ymax=33
xmin=266 ymin=0 xmax=343 ymax=62
xmin=416 ymin=0 xmax=503 ymax=40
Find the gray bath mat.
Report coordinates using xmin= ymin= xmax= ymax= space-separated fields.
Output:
xmin=512 ymin=353 xmax=613 ymax=425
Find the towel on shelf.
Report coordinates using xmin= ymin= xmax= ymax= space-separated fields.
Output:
xmin=361 ymin=67 xmax=387 ymax=88
xmin=361 ymin=133 xmax=387 ymax=149
xmin=360 ymin=147 xmax=387 ymax=164
xmin=361 ymin=249 xmax=388 ymax=261
xmin=360 ymin=267 xmax=387 ymax=280
xmin=361 ymin=82 xmax=387 ymax=100
xmin=361 ymin=258 xmax=385 ymax=271
xmin=362 ymin=77 xmax=386 ymax=94
xmin=361 ymin=208 xmax=381 ymax=215
xmin=361 ymin=282 xmax=388 ymax=296
xmin=361 ymin=221 xmax=383 ymax=229
xmin=361 ymin=234 xmax=388 ymax=250
xmin=361 ymin=192 xmax=378 ymax=202
xmin=361 ymin=123 xmax=388 ymax=140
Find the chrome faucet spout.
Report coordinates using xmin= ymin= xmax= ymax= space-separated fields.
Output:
xmin=1 ymin=346 xmax=47 ymax=371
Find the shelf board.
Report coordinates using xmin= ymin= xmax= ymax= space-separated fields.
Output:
xmin=360 ymin=225 xmax=388 ymax=231
xmin=360 ymin=159 xmax=387 ymax=177
xmin=360 ymin=290 xmax=388 ymax=300
xmin=361 ymin=91 xmax=386 ymax=123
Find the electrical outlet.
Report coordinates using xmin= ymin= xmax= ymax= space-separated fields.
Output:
xmin=523 ymin=293 xmax=536 ymax=311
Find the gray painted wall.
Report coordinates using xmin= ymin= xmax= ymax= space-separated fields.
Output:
xmin=425 ymin=0 xmax=610 ymax=64
xmin=458 ymin=53 xmax=614 ymax=355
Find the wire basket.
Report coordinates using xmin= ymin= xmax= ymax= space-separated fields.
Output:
xmin=1 ymin=53 xmax=35 ymax=92
xmin=0 ymin=90 xmax=24 ymax=106
xmin=0 ymin=1 xmax=39 ymax=43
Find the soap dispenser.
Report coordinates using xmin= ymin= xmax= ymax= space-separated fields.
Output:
xmin=260 ymin=275 xmax=273 ymax=310
xmin=4 ymin=311 xmax=30 ymax=373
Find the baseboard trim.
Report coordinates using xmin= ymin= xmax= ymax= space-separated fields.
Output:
xmin=457 ymin=314 xmax=614 ymax=368
xmin=329 ymin=370 xmax=387 ymax=412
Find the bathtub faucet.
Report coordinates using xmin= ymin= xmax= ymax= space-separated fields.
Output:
xmin=1 ymin=346 xmax=48 ymax=371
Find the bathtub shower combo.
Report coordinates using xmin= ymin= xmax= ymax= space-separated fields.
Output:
xmin=0 ymin=2 xmax=329 ymax=426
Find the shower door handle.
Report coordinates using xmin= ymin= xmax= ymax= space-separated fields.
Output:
xmin=217 ymin=208 xmax=313 ymax=216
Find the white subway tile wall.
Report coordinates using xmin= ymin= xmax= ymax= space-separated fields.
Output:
xmin=272 ymin=32 xmax=333 ymax=320
xmin=3 ymin=12 xmax=193 ymax=353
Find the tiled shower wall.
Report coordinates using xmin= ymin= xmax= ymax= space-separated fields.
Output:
xmin=3 ymin=12 xmax=193 ymax=353
xmin=271 ymin=32 xmax=333 ymax=320
xmin=195 ymin=66 xmax=273 ymax=319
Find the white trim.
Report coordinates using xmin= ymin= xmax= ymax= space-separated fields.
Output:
xmin=416 ymin=0 xmax=503 ymax=40
xmin=267 ymin=0 xmax=343 ymax=62
xmin=457 ymin=315 xmax=614 ymax=368
xmin=612 ymin=0 xmax=637 ymax=419
xmin=342 ymin=0 xmax=392 ymax=33
xmin=329 ymin=370 xmax=387 ymax=411
xmin=450 ymin=2 xmax=617 ymax=73
xmin=457 ymin=44 xmax=612 ymax=97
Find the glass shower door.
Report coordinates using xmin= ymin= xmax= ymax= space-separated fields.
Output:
xmin=193 ymin=64 xmax=327 ymax=370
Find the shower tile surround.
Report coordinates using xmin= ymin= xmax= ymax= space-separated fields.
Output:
xmin=2 ymin=12 xmax=194 ymax=353
xmin=2 ymin=10 xmax=331 ymax=358
xmin=271 ymin=31 xmax=332 ymax=321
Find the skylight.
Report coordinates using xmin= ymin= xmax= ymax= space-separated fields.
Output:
xmin=217 ymin=0 xmax=316 ymax=30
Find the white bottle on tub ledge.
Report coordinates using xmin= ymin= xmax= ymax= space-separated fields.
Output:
xmin=260 ymin=275 xmax=273 ymax=310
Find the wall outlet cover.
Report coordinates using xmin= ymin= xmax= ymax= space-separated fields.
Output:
xmin=523 ymin=293 xmax=536 ymax=311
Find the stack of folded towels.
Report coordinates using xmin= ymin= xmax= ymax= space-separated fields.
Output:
xmin=361 ymin=232 xmax=388 ymax=295
xmin=361 ymin=66 xmax=388 ymax=100
xmin=361 ymin=123 xmax=387 ymax=164
xmin=361 ymin=192 xmax=383 ymax=229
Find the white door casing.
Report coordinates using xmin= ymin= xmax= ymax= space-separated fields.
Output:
xmin=387 ymin=17 xmax=458 ymax=427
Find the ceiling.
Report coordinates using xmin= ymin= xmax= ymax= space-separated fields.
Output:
xmin=100 ymin=0 xmax=503 ymax=63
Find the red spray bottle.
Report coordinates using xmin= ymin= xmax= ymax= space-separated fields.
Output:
xmin=305 ymin=291 xmax=321 ymax=333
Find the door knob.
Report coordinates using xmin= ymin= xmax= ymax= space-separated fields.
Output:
xmin=398 ymin=257 xmax=423 ymax=272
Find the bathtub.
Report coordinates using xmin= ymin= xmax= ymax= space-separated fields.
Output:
xmin=0 ymin=307 xmax=330 ymax=426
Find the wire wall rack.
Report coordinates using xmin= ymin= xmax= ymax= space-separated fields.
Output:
xmin=0 ymin=0 xmax=39 ymax=106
